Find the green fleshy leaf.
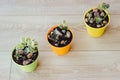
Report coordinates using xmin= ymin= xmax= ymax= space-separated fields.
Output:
xmin=16 ymin=37 xmax=38 ymax=53
xmin=15 ymin=53 xmax=20 ymax=60
xmin=58 ymin=20 xmax=68 ymax=30
xmin=15 ymin=44 xmax=24 ymax=50
xmin=98 ymin=2 xmax=110 ymax=11
xmin=95 ymin=16 xmax=103 ymax=24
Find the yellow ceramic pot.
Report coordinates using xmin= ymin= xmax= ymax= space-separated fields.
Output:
xmin=46 ymin=25 xmax=73 ymax=56
xmin=84 ymin=8 xmax=110 ymax=37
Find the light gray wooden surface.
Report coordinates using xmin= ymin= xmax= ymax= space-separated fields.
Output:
xmin=0 ymin=0 xmax=120 ymax=80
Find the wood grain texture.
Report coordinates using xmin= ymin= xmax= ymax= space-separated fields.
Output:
xmin=0 ymin=52 xmax=11 ymax=80
xmin=10 ymin=51 xmax=120 ymax=80
xmin=0 ymin=0 xmax=119 ymax=16
xmin=0 ymin=15 xmax=120 ymax=52
xmin=0 ymin=0 xmax=120 ymax=80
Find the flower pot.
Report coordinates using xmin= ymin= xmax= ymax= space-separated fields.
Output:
xmin=12 ymin=48 xmax=39 ymax=72
xmin=84 ymin=8 xmax=110 ymax=37
xmin=46 ymin=25 xmax=73 ymax=56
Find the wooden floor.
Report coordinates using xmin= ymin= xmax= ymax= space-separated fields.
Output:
xmin=0 ymin=0 xmax=120 ymax=80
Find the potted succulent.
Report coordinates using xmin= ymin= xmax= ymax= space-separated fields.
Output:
xmin=84 ymin=2 xmax=110 ymax=37
xmin=12 ymin=37 xmax=39 ymax=72
xmin=46 ymin=20 xmax=73 ymax=56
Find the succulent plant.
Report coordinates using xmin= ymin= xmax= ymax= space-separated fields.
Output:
xmin=13 ymin=37 xmax=38 ymax=65
xmin=98 ymin=2 xmax=110 ymax=11
xmin=48 ymin=20 xmax=72 ymax=47
xmin=59 ymin=20 xmax=68 ymax=30
xmin=85 ymin=3 xmax=110 ymax=28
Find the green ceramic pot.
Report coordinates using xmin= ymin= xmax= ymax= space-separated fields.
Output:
xmin=12 ymin=48 xmax=39 ymax=72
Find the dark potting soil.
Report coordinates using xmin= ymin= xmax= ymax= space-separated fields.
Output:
xmin=12 ymin=48 xmax=38 ymax=65
xmin=85 ymin=9 xmax=109 ymax=28
xmin=48 ymin=27 xmax=73 ymax=47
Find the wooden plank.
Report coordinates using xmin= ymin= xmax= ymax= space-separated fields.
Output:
xmin=10 ymin=51 xmax=120 ymax=80
xmin=0 ymin=15 xmax=120 ymax=51
xmin=0 ymin=0 xmax=119 ymax=16
xmin=0 ymin=52 xmax=11 ymax=80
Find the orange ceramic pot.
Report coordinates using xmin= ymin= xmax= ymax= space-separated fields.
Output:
xmin=46 ymin=25 xmax=73 ymax=56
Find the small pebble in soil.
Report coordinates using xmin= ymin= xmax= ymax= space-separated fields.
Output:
xmin=54 ymin=42 xmax=59 ymax=46
xmin=62 ymin=30 xmax=66 ymax=33
xmin=54 ymin=28 xmax=62 ymax=36
xmin=66 ymin=31 xmax=71 ymax=38
xmin=48 ymin=35 xmax=55 ymax=41
xmin=90 ymin=18 xmax=94 ymax=23
xmin=50 ymin=31 xmax=54 ymax=35
xmin=23 ymin=59 xmax=32 ymax=65
xmin=48 ymin=35 xmax=55 ymax=42
xmin=27 ymin=53 xmax=33 ymax=59
xmin=60 ymin=40 xmax=65 ymax=45
xmin=17 ymin=49 xmax=24 ymax=54
xmin=101 ymin=24 xmax=104 ymax=26
xmin=93 ymin=8 xmax=98 ymax=12
xmin=100 ymin=12 xmax=105 ymax=17
xmin=97 ymin=24 xmax=101 ymax=28
xmin=64 ymin=40 xmax=68 ymax=44
xmin=94 ymin=12 xmax=99 ymax=17
xmin=86 ymin=13 xmax=90 ymax=17
xmin=19 ymin=55 xmax=23 ymax=58
xmin=56 ymin=35 xmax=59 ymax=40
xmin=85 ymin=18 xmax=88 ymax=22
xmin=48 ymin=35 xmax=50 ymax=38
xmin=103 ymin=20 xmax=107 ymax=24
